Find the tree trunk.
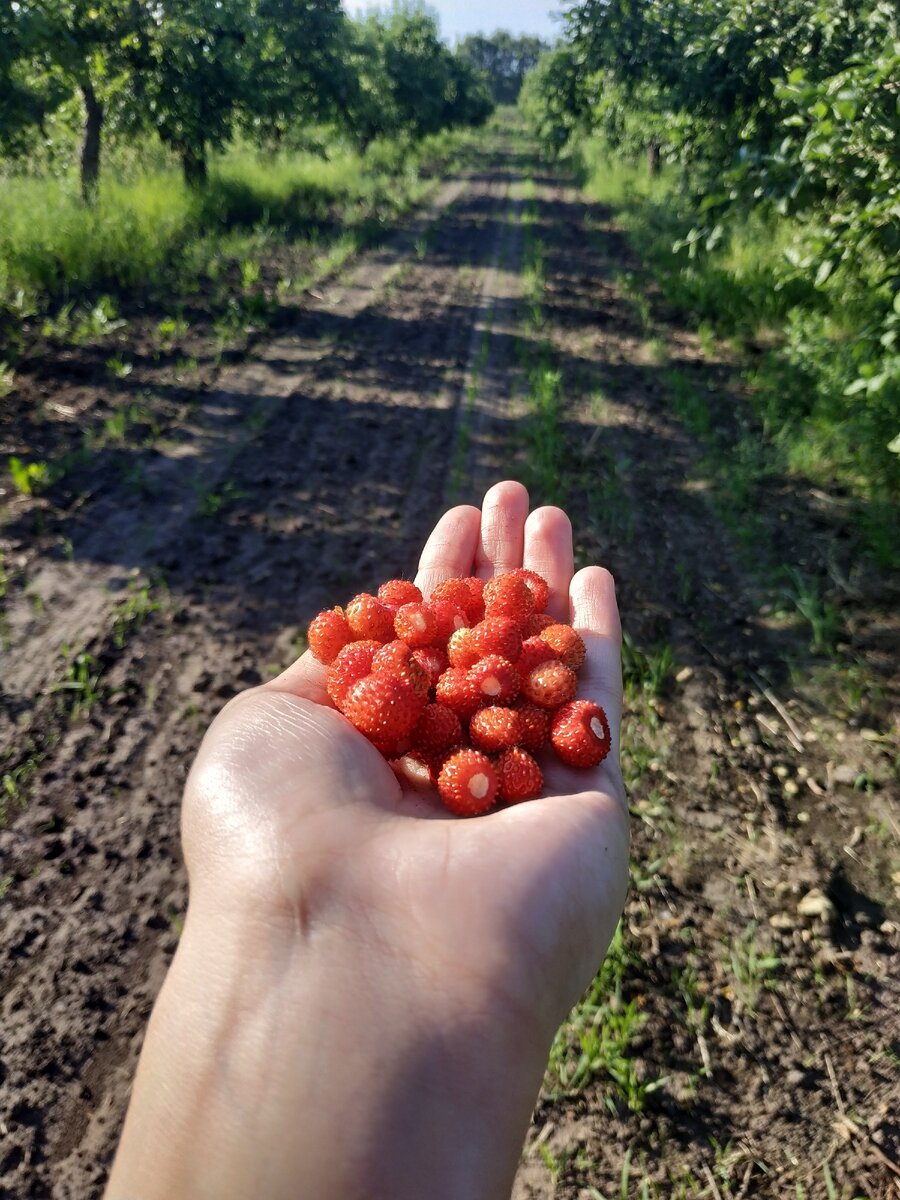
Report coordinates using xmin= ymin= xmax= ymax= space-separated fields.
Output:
xmin=181 ymin=145 xmax=208 ymax=187
xmin=647 ymin=142 xmax=661 ymax=175
xmin=80 ymin=83 xmax=103 ymax=203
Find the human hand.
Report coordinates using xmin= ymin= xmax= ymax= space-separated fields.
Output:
xmin=106 ymin=481 xmax=629 ymax=1200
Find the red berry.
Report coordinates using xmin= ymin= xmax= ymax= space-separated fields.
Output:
xmin=343 ymin=674 xmax=425 ymax=744
xmin=435 ymin=667 xmax=482 ymax=720
xmin=410 ymin=645 xmax=449 ymax=688
xmin=308 ymin=608 xmax=353 ymax=665
xmin=538 ymin=624 xmax=587 ymax=670
xmin=522 ymin=661 xmax=577 ymax=709
xmin=463 ymin=575 xmax=486 ymax=621
xmin=378 ymin=579 xmax=422 ymax=612
xmin=411 ymin=702 xmax=462 ymax=753
xmin=468 ymin=655 xmax=520 ymax=704
xmin=372 ymin=641 xmax=430 ymax=697
xmin=447 ymin=627 xmax=481 ymax=669
xmin=514 ymin=701 xmax=551 ymax=752
xmin=327 ymin=640 xmax=381 ymax=708
xmin=391 ymin=751 xmax=437 ymax=789
xmin=431 ymin=598 xmax=470 ymax=644
xmin=469 ymin=706 xmax=521 ymax=752
xmin=483 ymin=573 xmax=535 ymax=628
xmin=437 ymin=749 xmax=498 ymax=816
xmin=517 ymin=635 xmax=560 ymax=677
xmin=346 ymin=593 xmax=394 ymax=642
xmin=551 ymin=700 xmax=611 ymax=767
xmin=472 ymin=616 xmax=522 ymax=662
xmin=394 ymin=602 xmax=439 ymax=648
xmin=523 ymin=612 xmax=556 ymax=638
xmin=431 ymin=577 xmax=482 ymax=624
xmin=511 ymin=568 xmax=550 ymax=613
xmin=496 ymin=748 xmax=543 ymax=803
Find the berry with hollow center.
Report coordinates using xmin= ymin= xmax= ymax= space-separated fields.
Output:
xmin=308 ymin=608 xmax=353 ymax=665
xmin=372 ymin=641 xmax=430 ymax=697
xmin=472 ymin=616 xmax=522 ymax=663
xmin=514 ymin=701 xmax=551 ymax=753
xmin=447 ymin=627 xmax=481 ymax=669
xmin=538 ymin=624 xmax=587 ymax=670
xmin=377 ymin=579 xmax=423 ymax=612
xmin=496 ymin=748 xmax=543 ymax=803
xmin=431 ymin=598 xmax=470 ymax=644
xmin=517 ymin=635 xmax=560 ymax=677
xmin=522 ymin=661 xmax=577 ymax=709
xmin=437 ymin=749 xmax=498 ymax=816
xmin=483 ymin=573 xmax=535 ymax=627
xmin=343 ymin=674 xmax=425 ymax=745
xmin=411 ymin=702 xmax=462 ymax=754
xmin=346 ymin=593 xmax=395 ymax=643
xmin=468 ymin=655 xmax=520 ymax=704
xmin=327 ymin=640 xmax=381 ymax=708
xmin=432 ymin=577 xmax=483 ymax=624
xmin=411 ymin=646 xmax=448 ymax=688
xmin=510 ymin=568 xmax=550 ymax=613
xmin=394 ymin=602 xmax=439 ymax=648
xmin=550 ymin=700 xmax=611 ymax=767
xmin=435 ymin=667 xmax=482 ymax=720
xmin=469 ymin=706 xmax=522 ymax=753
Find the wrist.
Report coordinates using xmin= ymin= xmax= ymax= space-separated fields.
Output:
xmin=106 ymin=901 xmax=543 ymax=1200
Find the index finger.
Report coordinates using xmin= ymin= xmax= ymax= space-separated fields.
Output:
xmin=414 ymin=505 xmax=481 ymax=599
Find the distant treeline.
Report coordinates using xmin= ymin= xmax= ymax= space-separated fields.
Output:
xmin=0 ymin=1 xmax=495 ymax=197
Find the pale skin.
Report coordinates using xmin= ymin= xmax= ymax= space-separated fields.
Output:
xmin=105 ymin=480 xmax=629 ymax=1200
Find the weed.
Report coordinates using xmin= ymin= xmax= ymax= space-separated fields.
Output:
xmin=727 ymin=923 xmax=781 ymax=1015
xmin=622 ymin=633 xmax=676 ymax=706
xmin=197 ymin=479 xmax=247 ymax=517
xmin=7 ymin=456 xmax=51 ymax=496
xmin=106 ymin=356 xmax=133 ymax=379
xmin=56 ymin=649 xmax=105 ymax=719
xmin=782 ymin=567 xmax=842 ymax=655
xmin=156 ymin=314 xmax=189 ymax=345
xmin=0 ymin=362 xmax=15 ymax=397
xmin=1 ymin=745 xmax=44 ymax=826
xmin=111 ymin=581 xmax=162 ymax=648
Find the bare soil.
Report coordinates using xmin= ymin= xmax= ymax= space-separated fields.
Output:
xmin=1 ymin=135 xmax=897 ymax=1199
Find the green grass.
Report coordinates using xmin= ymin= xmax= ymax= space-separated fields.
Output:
xmin=574 ymin=138 xmax=899 ymax=568
xmin=0 ymin=127 xmax=480 ymax=337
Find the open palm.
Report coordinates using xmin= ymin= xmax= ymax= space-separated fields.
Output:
xmin=183 ymin=481 xmax=628 ymax=1040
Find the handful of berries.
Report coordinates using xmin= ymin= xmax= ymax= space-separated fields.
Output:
xmin=307 ymin=569 xmax=610 ymax=817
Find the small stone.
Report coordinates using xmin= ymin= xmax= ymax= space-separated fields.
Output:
xmin=769 ymin=913 xmax=796 ymax=931
xmin=774 ymin=764 xmax=790 ymax=779
xmin=783 ymin=779 xmax=799 ymax=797
xmin=796 ymin=811 xmax=810 ymax=823
xmin=676 ymin=666 xmax=693 ymax=683
xmin=798 ymin=889 xmax=835 ymax=920
xmin=831 ymin=764 xmax=857 ymax=786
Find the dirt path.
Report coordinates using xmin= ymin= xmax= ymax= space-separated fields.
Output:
xmin=1 ymin=134 xmax=897 ymax=1199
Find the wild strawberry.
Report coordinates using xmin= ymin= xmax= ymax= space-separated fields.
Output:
xmin=411 ymin=702 xmax=462 ymax=754
xmin=469 ymin=706 xmax=521 ymax=753
xmin=411 ymin=645 xmax=449 ymax=688
xmin=523 ymin=612 xmax=556 ymax=638
xmin=538 ymin=624 xmax=587 ymax=670
xmin=522 ymin=661 xmax=577 ymax=709
xmin=514 ymin=701 xmax=551 ymax=752
xmin=468 ymin=655 xmax=520 ymax=704
xmin=346 ymin=593 xmax=394 ymax=643
xmin=463 ymin=575 xmax=486 ymax=621
xmin=391 ymin=750 xmax=443 ymax=789
xmin=447 ymin=627 xmax=481 ymax=669
xmin=326 ymin=640 xmax=380 ymax=708
xmin=308 ymin=608 xmax=353 ymax=665
xmin=343 ymin=674 xmax=425 ymax=745
xmin=394 ymin=602 xmax=439 ymax=648
xmin=496 ymin=748 xmax=543 ymax=803
xmin=435 ymin=667 xmax=482 ymax=720
xmin=551 ymin=700 xmax=611 ymax=768
xmin=372 ymin=641 xmax=430 ymax=697
xmin=517 ymin=635 xmax=560 ymax=677
xmin=437 ymin=749 xmax=498 ymax=816
xmin=511 ymin=568 xmax=550 ymax=613
xmin=431 ymin=598 xmax=470 ymax=644
xmin=431 ymin=577 xmax=482 ymax=623
xmin=472 ymin=616 xmax=522 ymax=663
xmin=377 ymin=579 xmax=422 ymax=612
xmin=483 ymin=573 xmax=535 ymax=627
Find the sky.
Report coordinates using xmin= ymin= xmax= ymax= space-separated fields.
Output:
xmin=342 ymin=1 xmax=562 ymax=44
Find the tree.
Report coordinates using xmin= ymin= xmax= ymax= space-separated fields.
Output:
xmin=457 ymin=31 xmax=548 ymax=104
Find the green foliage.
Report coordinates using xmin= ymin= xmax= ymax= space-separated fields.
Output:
xmin=457 ymin=31 xmax=547 ymax=104
xmin=7 ymin=456 xmax=50 ymax=495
